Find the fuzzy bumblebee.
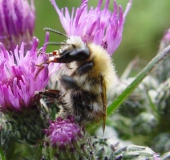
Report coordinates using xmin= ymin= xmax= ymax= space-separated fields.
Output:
xmin=44 ymin=36 xmax=118 ymax=130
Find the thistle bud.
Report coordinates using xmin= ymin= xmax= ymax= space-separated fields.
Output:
xmin=132 ymin=112 xmax=158 ymax=134
xmin=113 ymin=76 xmax=158 ymax=118
xmin=44 ymin=116 xmax=95 ymax=160
xmin=121 ymin=145 xmax=160 ymax=160
xmin=152 ymin=133 xmax=170 ymax=154
xmin=155 ymin=78 xmax=170 ymax=116
xmin=92 ymin=137 xmax=160 ymax=160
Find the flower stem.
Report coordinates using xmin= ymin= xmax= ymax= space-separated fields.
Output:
xmin=107 ymin=45 xmax=170 ymax=116
xmin=0 ymin=145 xmax=6 ymax=160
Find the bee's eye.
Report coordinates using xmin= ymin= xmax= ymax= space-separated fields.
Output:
xmin=59 ymin=49 xmax=63 ymax=54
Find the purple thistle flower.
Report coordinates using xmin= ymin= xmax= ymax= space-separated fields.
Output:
xmin=45 ymin=116 xmax=82 ymax=149
xmin=44 ymin=116 xmax=97 ymax=159
xmin=50 ymin=0 xmax=132 ymax=55
xmin=162 ymin=29 xmax=170 ymax=43
xmin=159 ymin=28 xmax=170 ymax=51
xmin=0 ymin=35 xmax=50 ymax=112
xmin=153 ymin=154 xmax=161 ymax=160
xmin=0 ymin=0 xmax=35 ymax=52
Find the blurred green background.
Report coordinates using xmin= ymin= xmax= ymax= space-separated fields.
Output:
xmin=34 ymin=0 xmax=170 ymax=76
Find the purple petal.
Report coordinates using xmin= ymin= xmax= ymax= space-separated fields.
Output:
xmin=50 ymin=0 xmax=132 ymax=55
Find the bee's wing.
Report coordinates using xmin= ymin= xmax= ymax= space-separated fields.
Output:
xmin=100 ymin=75 xmax=107 ymax=132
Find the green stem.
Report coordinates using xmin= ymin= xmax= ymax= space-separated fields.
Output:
xmin=0 ymin=145 xmax=6 ymax=160
xmin=107 ymin=45 xmax=170 ymax=116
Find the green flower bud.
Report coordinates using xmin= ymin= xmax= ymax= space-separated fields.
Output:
xmin=132 ymin=112 xmax=158 ymax=134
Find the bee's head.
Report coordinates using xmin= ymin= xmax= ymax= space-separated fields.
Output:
xmin=53 ymin=36 xmax=90 ymax=63
xmin=65 ymin=36 xmax=86 ymax=50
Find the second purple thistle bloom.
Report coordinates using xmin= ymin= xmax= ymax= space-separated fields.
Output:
xmin=50 ymin=0 xmax=132 ymax=55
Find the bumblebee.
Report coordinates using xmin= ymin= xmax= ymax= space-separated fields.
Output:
xmin=44 ymin=32 xmax=117 ymax=130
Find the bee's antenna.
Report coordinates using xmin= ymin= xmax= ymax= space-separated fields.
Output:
xmin=45 ymin=42 xmax=67 ymax=46
xmin=44 ymin=27 xmax=68 ymax=38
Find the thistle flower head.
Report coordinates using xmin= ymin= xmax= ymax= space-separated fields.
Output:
xmin=45 ymin=116 xmax=82 ymax=149
xmin=50 ymin=0 xmax=132 ymax=55
xmin=44 ymin=116 xmax=96 ymax=159
xmin=0 ymin=36 xmax=49 ymax=112
xmin=0 ymin=0 xmax=35 ymax=51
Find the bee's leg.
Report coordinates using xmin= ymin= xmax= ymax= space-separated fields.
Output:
xmin=39 ymin=89 xmax=61 ymax=99
xmin=38 ymin=89 xmax=67 ymax=106
xmin=60 ymin=75 xmax=79 ymax=90
xmin=72 ymin=61 xmax=94 ymax=76
xmin=53 ymin=48 xmax=90 ymax=63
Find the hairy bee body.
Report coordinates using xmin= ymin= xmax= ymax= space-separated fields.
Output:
xmin=49 ymin=36 xmax=117 ymax=126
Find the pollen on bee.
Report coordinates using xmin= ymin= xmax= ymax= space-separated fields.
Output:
xmin=53 ymin=51 xmax=58 ymax=55
xmin=48 ymin=51 xmax=60 ymax=59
